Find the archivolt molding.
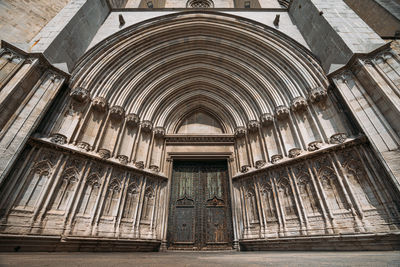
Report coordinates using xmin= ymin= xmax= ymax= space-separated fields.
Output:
xmin=70 ymin=12 xmax=328 ymax=129
xmin=40 ymin=11 xmax=357 ymax=175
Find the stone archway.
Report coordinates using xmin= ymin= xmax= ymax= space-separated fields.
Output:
xmin=0 ymin=11 xmax=399 ymax=251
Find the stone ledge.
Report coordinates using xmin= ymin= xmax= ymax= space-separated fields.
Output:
xmin=239 ymin=232 xmax=400 ymax=251
xmin=29 ymin=137 xmax=168 ymax=180
xmin=0 ymin=234 xmax=161 ymax=252
xmin=232 ymin=135 xmax=367 ymax=180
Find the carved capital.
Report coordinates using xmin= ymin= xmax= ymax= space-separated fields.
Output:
xmin=48 ymin=72 xmax=62 ymax=83
xmin=109 ymin=106 xmax=125 ymax=121
xmin=149 ymin=165 xmax=160 ymax=172
xmin=50 ymin=133 xmax=67 ymax=145
xmin=134 ymin=161 xmax=144 ymax=169
xmin=271 ymin=154 xmax=283 ymax=164
xmin=92 ymin=97 xmax=108 ymax=112
xmin=260 ymin=113 xmax=274 ymax=126
xmin=275 ymin=105 xmax=290 ymax=120
xmin=309 ymin=87 xmax=327 ymax=103
xmin=307 ymin=141 xmax=322 ymax=151
xmin=77 ymin=141 xmax=91 ymax=151
xmin=153 ymin=127 xmax=165 ymax=138
xmin=70 ymin=87 xmax=90 ymax=103
xmin=126 ymin=113 xmax=140 ymax=128
xmin=255 ymin=160 xmax=266 ymax=169
xmin=240 ymin=165 xmax=250 ymax=173
xmin=291 ymin=96 xmax=308 ymax=112
xmin=288 ymin=148 xmax=302 ymax=158
xmin=141 ymin=120 xmax=153 ymax=132
xmin=247 ymin=120 xmax=260 ymax=132
xmin=98 ymin=148 xmax=111 ymax=159
xmin=117 ymin=155 xmax=128 ymax=165
xmin=330 ymin=133 xmax=347 ymax=144
xmin=333 ymin=71 xmax=353 ymax=84
xmin=234 ymin=127 xmax=247 ymax=138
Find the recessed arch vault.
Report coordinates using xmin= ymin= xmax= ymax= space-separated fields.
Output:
xmin=70 ymin=11 xmax=329 ymax=132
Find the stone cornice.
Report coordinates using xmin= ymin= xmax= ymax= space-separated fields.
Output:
xmin=0 ymin=41 xmax=71 ymax=78
xmin=29 ymin=137 xmax=168 ymax=180
xmin=327 ymin=42 xmax=392 ymax=78
xmin=232 ymin=135 xmax=367 ymax=180
xmin=165 ymin=134 xmax=235 ymax=144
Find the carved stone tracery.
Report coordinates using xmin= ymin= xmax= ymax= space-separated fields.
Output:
xmin=70 ymin=87 xmax=90 ymax=103
xmin=330 ymin=133 xmax=347 ymax=144
xmin=234 ymin=127 xmax=247 ymax=138
xmin=275 ymin=105 xmax=290 ymax=119
xmin=309 ymin=87 xmax=328 ymax=102
xmin=260 ymin=113 xmax=274 ymax=126
xmin=126 ymin=113 xmax=140 ymax=128
xmin=50 ymin=133 xmax=67 ymax=145
xmin=141 ymin=120 xmax=153 ymax=132
xmin=247 ymin=120 xmax=260 ymax=132
xmin=291 ymin=96 xmax=308 ymax=112
xmin=92 ymin=97 xmax=108 ymax=112
xmin=109 ymin=106 xmax=125 ymax=121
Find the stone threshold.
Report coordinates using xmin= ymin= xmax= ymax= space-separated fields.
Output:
xmin=239 ymin=232 xmax=400 ymax=251
xmin=233 ymin=135 xmax=368 ymax=180
xmin=0 ymin=234 xmax=161 ymax=252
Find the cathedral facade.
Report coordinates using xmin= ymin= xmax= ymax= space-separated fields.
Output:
xmin=0 ymin=0 xmax=399 ymax=251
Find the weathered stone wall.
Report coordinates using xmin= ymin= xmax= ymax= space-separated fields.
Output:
xmin=233 ymin=143 xmax=400 ymax=241
xmin=0 ymin=0 xmax=70 ymax=44
xmin=0 ymin=141 xmax=167 ymax=242
xmin=88 ymin=11 xmax=309 ymax=50
xmin=289 ymin=0 xmax=386 ymax=73
xmin=344 ymin=0 xmax=400 ymax=38
xmin=29 ymin=0 xmax=110 ymax=72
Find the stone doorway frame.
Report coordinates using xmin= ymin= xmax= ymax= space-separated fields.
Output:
xmin=161 ymin=152 xmax=238 ymax=251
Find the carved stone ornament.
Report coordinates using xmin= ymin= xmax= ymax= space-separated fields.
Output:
xmin=135 ymin=161 xmax=145 ymax=169
xmin=98 ymin=148 xmax=111 ymax=159
xmin=255 ymin=160 xmax=266 ymax=169
xmin=153 ymin=127 xmax=166 ymax=138
xmin=330 ymin=133 xmax=347 ymax=144
xmin=234 ymin=127 xmax=247 ymax=138
xmin=308 ymin=141 xmax=322 ymax=151
xmin=141 ymin=120 xmax=153 ymax=132
xmin=260 ymin=113 xmax=274 ymax=126
xmin=375 ymin=51 xmax=393 ymax=63
xmin=149 ymin=165 xmax=160 ymax=172
xmin=92 ymin=97 xmax=108 ymax=112
xmin=291 ymin=96 xmax=308 ymax=112
xmin=77 ymin=141 xmax=91 ymax=151
xmin=126 ymin=113 xmax=140 ymax=128
xmin=70 ymin=87 xmax=90 ymax=103
xmin=117 ymin=155 xmax=128 ymax=165
xmin=288 ymin=148 xmax=302 ymax=158
xmin=247 ymin=120 xmax=260 ymax=132
xmin=48 ymin=72 xmax=61 ymax=83
xmin=50 ymin=133 xmax=67 ymax=145
xmin=109 ymin=106 xmax=125 ymax=121
xmin=275 ymin=105 xmax=290 ymax=120
xmin=240 ymin=165 xmax=250 ymax=173
xmin=309 ymin=87 xmax=328 ymax=103
xmin=271 ymin=154 xmax=283 ymax=164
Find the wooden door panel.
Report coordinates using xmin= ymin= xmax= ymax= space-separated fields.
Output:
xmin=168 ymin=161 xmax=232 ymax=249
xmin=206 ymin=207 xmax=228 ymax=244
xmin=174 ymin=207 xmax=195 ymax=243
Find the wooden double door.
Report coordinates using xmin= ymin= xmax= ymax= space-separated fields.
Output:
xmin=167 ymin=160 xmax=233 ymax=250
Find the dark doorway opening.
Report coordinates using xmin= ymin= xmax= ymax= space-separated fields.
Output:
xmin=167 ymin=160 xmax=233 ymax=250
